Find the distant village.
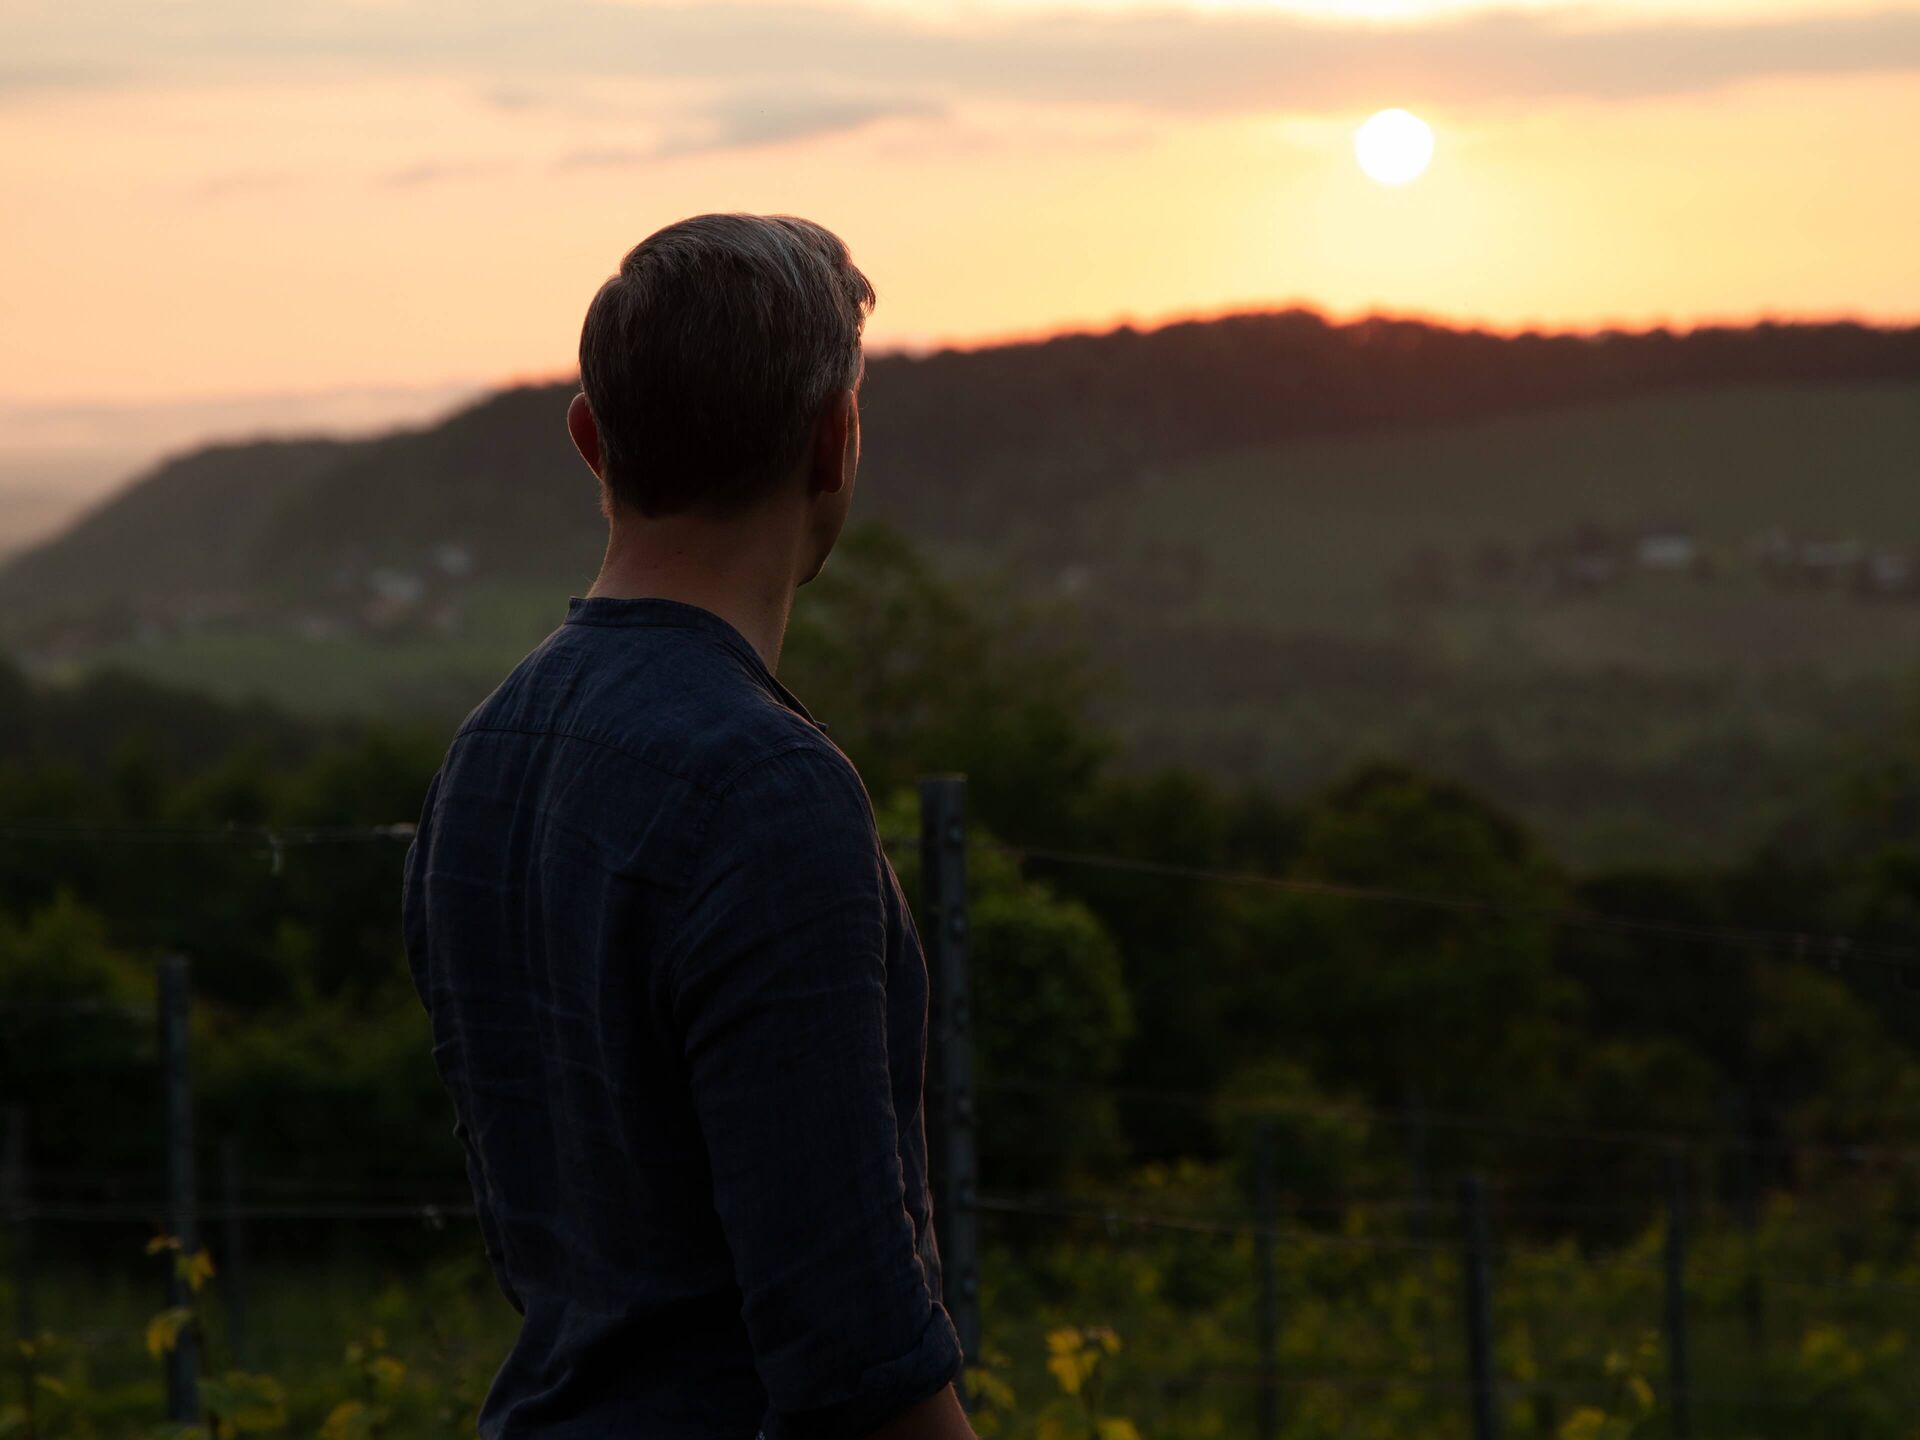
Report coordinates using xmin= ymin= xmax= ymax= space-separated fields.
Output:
xmin=27 ymin=541 xmax=483 ymax=665
xmin=1387 ymin=524 xmax=1920 ymax=607
xmin=17 ymin=516 xmax=1920 ymax=676
xmin=285 ymin=540 xmax=478 ymax=642
xmin=233 ymin=522 xmax=1920 ymax=645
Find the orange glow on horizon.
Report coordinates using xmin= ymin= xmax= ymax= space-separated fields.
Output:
xmin=2 ymin=60 xmax=1919 ymax=413
xmin=873 ymin=299 xmax=1918 ymax=367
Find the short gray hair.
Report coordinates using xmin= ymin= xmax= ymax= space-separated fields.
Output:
xmin=577 ymin=213 xmax=875 ymax=516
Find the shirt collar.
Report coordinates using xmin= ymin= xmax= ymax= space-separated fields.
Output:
xmin=562 ymin=594 xmax=827 ymax=732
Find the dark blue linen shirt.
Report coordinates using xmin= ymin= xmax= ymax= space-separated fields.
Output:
xmin=402 ymin=595 xmax=962 ymax=1439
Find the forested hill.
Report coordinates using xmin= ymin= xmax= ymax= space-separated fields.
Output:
xmin=9 ymin=310 xmax=1920 ymax=865
xmin=7 ymin=309 xmax=1920 ymax=625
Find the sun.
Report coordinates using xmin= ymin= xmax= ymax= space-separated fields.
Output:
xmin=1354 ymin=109 xmax=1435 ymax=187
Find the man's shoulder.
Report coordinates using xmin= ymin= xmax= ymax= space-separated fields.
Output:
xmin=423 ymin=622 xmax=856 ymax=890
xmin=454 ymin=616 xmax=840 ymax=801
xmin=708 ymin=725 xmax=869 ymax=823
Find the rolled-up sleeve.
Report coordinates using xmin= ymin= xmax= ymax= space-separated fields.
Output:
xmin=667 ymin=743 xmax=962 ymax=1438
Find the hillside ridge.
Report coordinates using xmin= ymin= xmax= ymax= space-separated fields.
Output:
xmin=7 ymin=307 xmax=1920 ymax=633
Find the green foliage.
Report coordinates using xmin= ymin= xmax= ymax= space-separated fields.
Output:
xmin=196 ymin=1373 xmax=288 ymax=1436
xmin=0 ymin=893 xmax=156 ymax=1175
xmin=883 ymin=793 xmax=1134 ymax=1189
xmin=195 ymin=992 xmax=450 ymax=1197
xmin=1212 ymin=1060 xmax=1379 ymax=1202
xmin=1244 ymin=764 xmax=1577 ymax=1114
xmin=0 ymin=889 xmax=150 ymax=1014
xmin=789 ymin=524 xmax=1112 ymax=840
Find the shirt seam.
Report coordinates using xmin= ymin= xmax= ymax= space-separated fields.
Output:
xmin=563 ymin=603 xmax=773 ymax=678
xmin=452 ymin=714 xmax=834 ymax=799
xmin=561 ymin=614 xmax=730 ymax=630
xmin=562 ymin=602 xmax=822 ymax=730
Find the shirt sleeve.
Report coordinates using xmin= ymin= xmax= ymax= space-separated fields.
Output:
xmin=454 ymin=1115 xmax=525 ymax=1316
xmin=666 ymin=743 xmax=962 ymax=1439
xmin=403 ymin=767 xmax=525 ymax=1318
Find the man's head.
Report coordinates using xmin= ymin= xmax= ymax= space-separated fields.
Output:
xmin=567 ymin=214 xmax=873 ymax=579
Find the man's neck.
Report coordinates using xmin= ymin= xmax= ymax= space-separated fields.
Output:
xmin=585 ymin=505 xmax=803 ymax=674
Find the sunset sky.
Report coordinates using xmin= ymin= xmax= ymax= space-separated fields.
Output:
xmin=4 ymin=0 xmax=1920 ymax=511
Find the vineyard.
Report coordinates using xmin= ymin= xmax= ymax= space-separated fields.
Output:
xmin=11 ymin=1130 xmax=1920 ymax=1437
xmin=8 ymin=786 xmax=1920 ymax=1438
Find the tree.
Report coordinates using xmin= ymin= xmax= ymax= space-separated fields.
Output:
xmin=882 ymin=793 xmax=1134 ymax=1190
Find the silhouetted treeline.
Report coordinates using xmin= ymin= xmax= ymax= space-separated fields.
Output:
xmin=858 ymin=311 xmax=1920 ymax=538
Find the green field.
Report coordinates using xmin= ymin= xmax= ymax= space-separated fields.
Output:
xmin=45 ymin=580 xmax=568 ymax=723
xmin=1084 ymin=383 xmax=1920 ymax=665
xmin=1025 ymin=383 xmax=1920 ymax=861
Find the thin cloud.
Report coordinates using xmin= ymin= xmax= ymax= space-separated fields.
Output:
xmin=10 ymin=2 xmax=1920 ymax=112
xmin=554 ymin=145 xmax=656 ymax=171
xmin=476 ymin=83 xmax=629 ymax=120
xmin=660 ymin=92 xmax=941 ymax=155
xmin=0 ymin=61 xmax=118 ymax=100
xmin=375 ymin=159 xmax=510 ymax=188
xmin=554 ymin=91 xmax=938 ymax=168
xmin=482 ymin=85 xmax=543 ymax=111
xmin=183 ymin=171 xmax=304 ymax=202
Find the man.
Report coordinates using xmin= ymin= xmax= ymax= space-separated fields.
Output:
xmin=402 ymin=214 xmax=973 ymax=1440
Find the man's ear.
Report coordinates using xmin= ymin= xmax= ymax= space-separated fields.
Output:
xmin=808 ymin=389 xmax=853 ymax=497
xmin=566 ymin=392 xmax=604 ymax=479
